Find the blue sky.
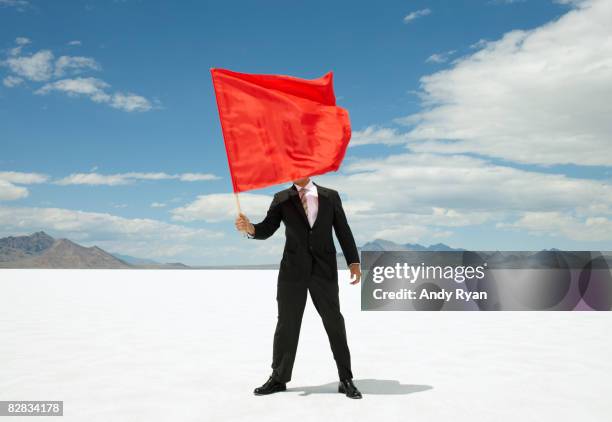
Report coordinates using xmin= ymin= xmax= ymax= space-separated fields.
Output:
xmin=1 ymin=0 xmax=611 ymax=265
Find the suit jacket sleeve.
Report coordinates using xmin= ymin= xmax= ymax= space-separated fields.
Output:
xmin=332 ymin=191 xmax=360 ymax=266
xmin=251 ymin=193 xmax=282 ymax=240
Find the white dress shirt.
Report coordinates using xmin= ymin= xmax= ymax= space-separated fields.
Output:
xmin=294 ymin=179 xmax=318 ymax=228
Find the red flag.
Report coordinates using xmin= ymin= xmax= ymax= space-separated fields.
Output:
xmin=211 ymin=68 xmax=351 ymax=193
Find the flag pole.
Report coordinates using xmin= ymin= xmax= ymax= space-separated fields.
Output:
xmin=234 ymin=191 xmax=242 ymax=215
xmin=234 ymin=192 xmax=248 ymax=237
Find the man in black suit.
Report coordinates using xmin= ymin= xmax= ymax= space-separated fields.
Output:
xmin=235 ymin=177 xmax=363 ymax=399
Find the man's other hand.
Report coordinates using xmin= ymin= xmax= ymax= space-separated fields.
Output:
xmin=235 ymin=213 xmax=255 ymax=235
xmin=349 ymin=263 xmax=361 ymax=285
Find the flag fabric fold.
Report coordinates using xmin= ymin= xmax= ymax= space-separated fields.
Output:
xmin=211 ymin=68 xmax=351 ymax=193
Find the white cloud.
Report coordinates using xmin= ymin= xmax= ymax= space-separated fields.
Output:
xmin=396 ymin=0 xmax=612 ymax=166
xmin=469 ymin=38 xmax=489 ymax=49
xmin=35 ymin=77 xmax=110 ymax=102
xmin=54 ymin=173 xmax=125 ymax=186
xmin=9 ymin=37 xmax=31 ymax=55
xmin=426 ymin=50 xmax=456 ymax=64
xmin=373 ymin=224 xmax=451 ymax=244
xmin=67 ymin=40 xmax=82 ymax=46
xmin=5 ymin=50 xmax=54 ymax=81
xmin=125 ymin=172 xmax=180 ymax=180
xmin=150 ymin=202 xmax=167 ymax=208
xmin=0 ymin=180 xmax=28 ymax=201
xmin=403 ymin=8 xmax=431 ymax=23
xmin=54 ymin=172 xmax=219 ymax=186
xmin=350 ymin=126 xmax=410 ymax=147
xmin=0 ymin=205 xmax=224 ymax=260
xmin=498 ymin=211 xmax=612 ymax=242
xmin=35 ymin=78 xmax=154 ymax=112
xmin=0 ymin=172 xmax=49 ymax=202
xmin=0 ymin=171 xmax=49 ymax=184
xmin=54 ymin=55 xmax=100 ymax=77
xmin=109 ymin=92 xmax=152 ymax=112
xmin=3 ymin=75 xmax=23 ymax=87
xmin=178 ymin=173 xmax=220 ymax=182
xmin=337 ymin=152 xmax=612 ymax=214
xmin=171 ymin=193 xmax=273 ymax=223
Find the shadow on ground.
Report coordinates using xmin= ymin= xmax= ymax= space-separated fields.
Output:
xmin=288 ymin=379 xmax=433 ymax=396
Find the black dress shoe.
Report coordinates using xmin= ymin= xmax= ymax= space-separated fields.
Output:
xmin=254 ymin=375 xmax=286 ymax=395
xmin=338 ymin=378 xmax=362 ymax=399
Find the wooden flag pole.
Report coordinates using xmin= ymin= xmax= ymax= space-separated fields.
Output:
xmin=234 ymin=192 xmax=248 ymax=237
xmin=234 ymin=191 xmax=242 ymax=215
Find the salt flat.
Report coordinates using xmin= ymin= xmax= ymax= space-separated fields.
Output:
xmin=0 ymin=270 xmax=610 ymax=421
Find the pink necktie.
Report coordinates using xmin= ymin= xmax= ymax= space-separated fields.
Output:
xmin=299 ymin=188 xmax=309 ymax=216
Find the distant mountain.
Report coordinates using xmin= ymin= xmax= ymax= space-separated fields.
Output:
xmin=0 ymin=232 xmax=189 ymax=269
xmin=333 ymin=239 xmax=464 ymax=262
xmin=163 ymin=262 xmax=192 ymax=269
xmin=358 ymin=239 xmax=465 ymax=253
xmin=111 ymin=252 xmax=161 ymax=266
xmin=0 ymin=231 xmax=55 ymax=262
xmin=0 ymin=233 xmax=131 ymax=269
xmin=360 ymin=239 xmax=414 ymax=251
xmin=110 ymin=254 xmax=192 ymax=269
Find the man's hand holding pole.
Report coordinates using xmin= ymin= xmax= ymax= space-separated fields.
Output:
xmin=235 ymin=213 xmax=255 ymax=236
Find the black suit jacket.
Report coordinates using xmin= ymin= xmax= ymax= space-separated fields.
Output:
xmin=250 ymin=182 xmax=359 ymax=283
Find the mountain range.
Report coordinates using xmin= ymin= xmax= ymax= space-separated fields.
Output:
xmin=0 ymin=232 xmax=189 ymax=269
xmin=1 ymin=231 xmax=603 ymax=270
xmin=0 ymin=232 xmax=466 ymax=269
xmin=359 ymin=239 xmax=466 ymax=252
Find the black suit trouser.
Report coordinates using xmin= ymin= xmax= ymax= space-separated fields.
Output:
xmin=271 ymin=257 xmax=353 ymax=382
